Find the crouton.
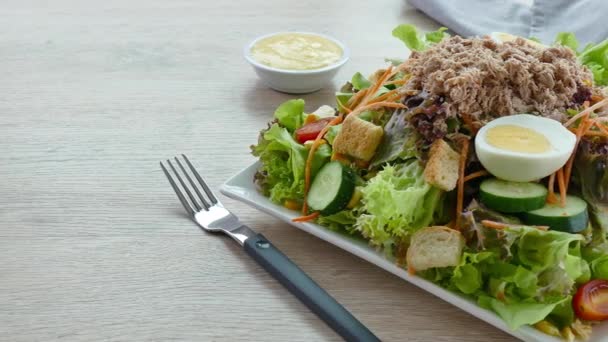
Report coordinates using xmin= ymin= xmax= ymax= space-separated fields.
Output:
xmin=332 ymin=115 xmax=384 ymax=162
xmin=424 ymin=139 xmax=460 ymax=191
xmin=406 ymin=226 xmax=465 ymax=273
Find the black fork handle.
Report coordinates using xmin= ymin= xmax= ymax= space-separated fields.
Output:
xmin=243 ymin=233 xmax=380 ymax=342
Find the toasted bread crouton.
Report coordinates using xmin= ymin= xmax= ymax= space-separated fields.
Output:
xmin=424 ymin=139 xmax=460 ymax=191
xmin=332 ymin=115 xmax=384 ymax=162
xmin=406 ymin=226 xmax=464 ymax=273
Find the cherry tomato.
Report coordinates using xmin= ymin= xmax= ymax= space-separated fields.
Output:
xmin=294 ymin=117 xmax=333 ymax=144
xmin=573 ymin=279 xmax=608 ymax=321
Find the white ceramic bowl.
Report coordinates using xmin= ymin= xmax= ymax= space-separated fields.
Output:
xmin=244 ymin=32 xmax=350 ymax=94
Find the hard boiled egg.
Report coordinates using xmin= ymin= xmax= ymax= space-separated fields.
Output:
xmin=475 ymin=114 xmax=576 ymax=182
xmin=489 ymin=32 xmax=546 ymax=48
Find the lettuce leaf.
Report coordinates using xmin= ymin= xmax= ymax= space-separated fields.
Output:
xmin=274 ymin=99 xmax=305 ymax=132
xmin=478 ymin=296 xmax=569 ymax=330
xmin=252 ymin=123 xmax=331 ymax=204
xmin=392 ymin=25 xmax=448 ymax=51
xmin=351 ymin=72 xmax=371 ymax=90
xmin=554 ymin=31 xmax=608 ymax=86
xmin=355 ymin=160 xmax=444 ymax=247
xmin=317 ymin=209 xmax=359 ymax=234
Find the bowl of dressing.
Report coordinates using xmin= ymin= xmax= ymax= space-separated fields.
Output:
xmin=244 ymin=32 xmax=349 ymax=94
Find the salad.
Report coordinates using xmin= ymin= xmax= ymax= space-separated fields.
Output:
xmin=251 ymin=25 xmax=608 ymax=341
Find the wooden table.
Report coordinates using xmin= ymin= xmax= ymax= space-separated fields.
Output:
xmin=0 ymin=1 xmax=516 ymax=341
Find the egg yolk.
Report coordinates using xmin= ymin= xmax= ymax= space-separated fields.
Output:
xmin=485 ymin=125 xmax=551 ymax=153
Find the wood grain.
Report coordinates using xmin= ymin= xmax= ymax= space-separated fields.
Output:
xmin=0 ymin=0 xmax=516 ymax=341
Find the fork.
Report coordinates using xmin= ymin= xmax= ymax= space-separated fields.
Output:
xmin=160 ymin=155 xmax=380 ymax=342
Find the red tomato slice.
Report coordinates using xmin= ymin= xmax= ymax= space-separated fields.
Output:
xmin=573 ymin=279 xmax=608 ymax=321
xmin=295 ymin=117 xmax=333 ymax=144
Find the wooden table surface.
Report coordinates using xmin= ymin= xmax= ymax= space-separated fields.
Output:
xmin=0 ymin=1 xmax=517 ymax=341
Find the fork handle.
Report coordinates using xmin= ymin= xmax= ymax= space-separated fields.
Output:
xmin=243 ymin=233 xmax=380 ymax=342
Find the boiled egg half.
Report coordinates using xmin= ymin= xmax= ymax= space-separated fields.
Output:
xmin=475 ymin=114 xmax=576 ymax=182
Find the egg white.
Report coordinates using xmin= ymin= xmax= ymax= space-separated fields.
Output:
xmin=475 ymin=114 xmax=576 ymax=182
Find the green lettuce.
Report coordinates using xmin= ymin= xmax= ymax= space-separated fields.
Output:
xmin=392 ymin=25 xmax=449 ymax=51
xmin=317 ymin=209 xmax=359 ymax=234
xmin=554 ymin=32 xmax=608 ymax=85
xmin=252 ymin=123 xmax=331 ymax=204
xmin=274 ymin=99 xmax=305 ymax=132
xmin=351 ymin=72 xmax=371 ymax=90
xmin=590 ymin=255 xmax=608 ymax=279
xmin=355 ymin=160 xmax=444 ymax=247
xmin=478 ymin=296 xmax=569 ymax=330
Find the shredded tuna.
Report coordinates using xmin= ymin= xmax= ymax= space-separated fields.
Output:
xmin=403 ymin=36 xmax=594 ymax=123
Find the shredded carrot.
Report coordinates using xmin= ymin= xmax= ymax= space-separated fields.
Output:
xmin=347 ymin=88 xmax=370 ymax=111
xmin=384 ymin=78 xmax=408 ymax=86
xmin=336 ymin=100 xmax=352 ymax=114
xmin=481 ymin=220 xmax=548 ymax=231
xmin=349 ymin=101 xmax=406 ymax=117
xmin=557 ymin=168 xmax=566 ymax=207
xmin=547 ymin=173 xmax=558 ymax=204
xmin=481 ymin=220 xmax=508 ymax=230
xmin=361 ymin=66 xmax=394 ymax=106
xmin=591 ymin=95 xmax=604 ymax=104
xmin=460 ymin=112 xmax=479 ymax=135
xmin=564 ymin=99 xmax=608 ymax=127
xmin=292 ymin=211 xmax=320 ymax=222
xmin=463 ymin=170 xmax=489 ymax=182
xmin=563 ymin=114 xmax=593 ymax=192
xmin=367 ymin=88 xmax=399 ymax=104
xmin=455 ymin=138 xmax=470 ymax=230
xmin=407 ymin=266 xmax=416 ymax=276
xmin=594 ymin=120 xmax=608 ymax=136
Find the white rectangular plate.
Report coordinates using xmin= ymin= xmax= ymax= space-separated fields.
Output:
xmin=221 ymin=162 xmax=608 ymax=342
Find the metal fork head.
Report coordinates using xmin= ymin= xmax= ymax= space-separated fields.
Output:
xmin=160 ymin=154 xmax=239 ymax=232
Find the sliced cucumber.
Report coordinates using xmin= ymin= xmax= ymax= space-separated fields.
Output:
xmin=307 ymin=161 xmax=355 ymax=215
xmin=523 ymin=195 xmax=589 ymax=233
xmin=479 ymin=178 xmax=548 ymax=213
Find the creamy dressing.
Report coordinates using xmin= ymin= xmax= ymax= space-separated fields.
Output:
xmin=251 ymin=33 xmax=343 ymax=70
xmin=486 ymin=124 xmax=551 ymax=153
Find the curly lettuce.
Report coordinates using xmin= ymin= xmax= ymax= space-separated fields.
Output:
xmin=554 ymin=32 xmax=608 ymax=86
xmin=355 ymin=160 xmax=444 ymax=248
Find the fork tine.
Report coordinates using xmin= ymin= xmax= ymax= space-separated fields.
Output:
xmin=160 ymin=162 xmax=195 ymax=216
xmin=175 ymin=157 xmax=210 ymax=210
xmin=182 ymin=154 xmax=218 ymax=204
xmin=167 ymin=159 xmax=202 ymax=211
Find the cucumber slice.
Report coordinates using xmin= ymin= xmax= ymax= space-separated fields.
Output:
xmin=523 ymin=195 xmax=589 ymax=233
xmin=307 ymin=161 xmax=355 ymax=215
xmin=479 ymin=178 xmax=548 ymax=213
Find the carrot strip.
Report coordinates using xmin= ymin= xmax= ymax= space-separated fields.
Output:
xmin=337 ymin=100 xmax=352 ymax=114
xmin=481 ymin=220 xmax=508 ymax=230
xmin=455 ymin=138 xmax=470 ymax=230
xmin=292 ymin=211 xmax=320 ymax=222
xmin=361 ymin=66 xmax=394 ymax=106
xmin=347 ymin=88 xmax=370 ymax=111
xmin=547 ymin=173 xmax=558 ymax=204
xmin=460 ymin=112 xmax=479 ymax=135
xmin=349 ymin=101 xmax=406 ymax=117
xmin=564 ymin=99 xmax=608 ymax=127
xmin=463 ymin=170 xmax=489 ymax=182
xmin=481 ymin=220 xmax=549 ymax=231
xmin=367 ymin=88 xmax=399 ymax=103
xmin=593 ymin=120 xmax=608 ymax=136
xmin=563 ymin=115 xmax=593 ymax=192
xmin=557 ymin=168 xmax=566 ymax=207
xmin=384 ymin=79 xmax=408 ymax=86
